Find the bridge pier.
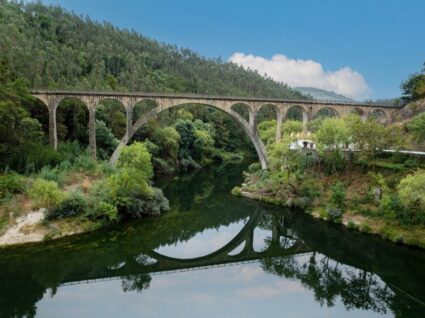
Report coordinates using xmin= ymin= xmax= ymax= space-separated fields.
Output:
xmin=47 ymin=101 xmax=58 ymax=150
xmin=88 ymin=107 xmax=97 ymax=160
xmin=125 ymin=105 xmax=133 ymax=144
xmin=275 ymin=110 xmax=284 ymax=142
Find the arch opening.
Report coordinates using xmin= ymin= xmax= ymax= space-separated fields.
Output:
xmin=56 ymin=97 xmax=89 ymax=146
xmin=257 ymin=104 xmax=278 ymax=146
xmin=111 ymin=102 xmax=268 ymax=169
xmin=132 ymin=99 xmax=158 ymax=125
xmin=368 ymin=109 xmax=387 ymax=124
xmin=314 ymin=107 xmax=339 ymax=119
xmin=230 ymin=103 xmax=250 ymax=123
xmin=285 ymin=105 xmax=305 ymax=122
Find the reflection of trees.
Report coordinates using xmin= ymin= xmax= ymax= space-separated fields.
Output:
xmin=121 ymin=274 xmax=152 ymax=293
xmin=261 ymin=252 xmax=394 ymax=314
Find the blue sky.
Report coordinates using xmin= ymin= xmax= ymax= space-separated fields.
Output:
xmin=38 ymin=0 xmax=425 ymax=100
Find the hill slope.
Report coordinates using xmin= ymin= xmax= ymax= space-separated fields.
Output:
xmin=294 ymin=87 xmax=353 ymax=102
xmin=0 ymin=1 xmax=305 ymax=99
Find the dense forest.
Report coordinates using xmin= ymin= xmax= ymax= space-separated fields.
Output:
xmin=0 ymin=0 xmax=304 ymax=98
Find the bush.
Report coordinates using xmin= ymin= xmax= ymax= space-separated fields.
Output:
xmin=347 ymin=220 xmax=356 ymax=229
xmin=231 ymin=186 xmax=242 ymax=196
xmin=326 ymin=206 xmax=343 ymax=221
xmin=360 ymin=223 xmax=372 ymax=233
xmin=248 ymin=162 xmax=261 ymax=173
xmin=0 ymin=172 xmax=26 ymax=199
xmin=47 ymin=192 xmax=87 ymax=220
xmin=27 ymin=178 xmax=65 ymax=209
xmin=87 ymin=201 xmax=119 ymax=224
xmin=124 ymin=188 xmax=169 ymax=218
xmin=37 ymin=166 xmax=66 ymax=186
xmin=330 ymin=182 xmax=346 ymax=209
xmin=380 ymin=194 xmax=405 ymax=219
xmin=299 ymin=179 xmax=321 ymax=200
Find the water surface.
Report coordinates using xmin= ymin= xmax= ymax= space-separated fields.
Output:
xmin=0 ymin=163 xmax=424 ymax=317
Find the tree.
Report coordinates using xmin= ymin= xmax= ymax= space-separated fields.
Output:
xmin=401 ymin=70 xmax=425 ymax=102
xmin=406 ymin=112 xmax=425 ymax=143
xmin=314 ymin=118 xmax=350 ymax=152
xmin=398 ymin=170 xmax=425 ymax=212
xmin=108 ymin=142 xmax=154 ymax=206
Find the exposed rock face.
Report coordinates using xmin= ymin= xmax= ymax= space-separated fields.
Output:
xmin=0 ymin=209 xmax=46 ymax=246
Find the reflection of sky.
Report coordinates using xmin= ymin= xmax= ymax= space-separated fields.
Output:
xmin=36 ymin=258 xmax=390 ymax=318
xmin=154 ymin=219 xmax=248 ymax=258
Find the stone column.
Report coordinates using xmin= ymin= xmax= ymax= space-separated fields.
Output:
xmin=88 ymin=107 xmax=96 ymax=160
xmin=275 ymin=110 xmax=283 ymax=142
xmin=302 ymin=111 xmax=309 ymax=132
xmin=125 ymin=105 xmax=133 ymax=144
xmin=249 ymin=110 xmax=258 ymax=135
xmin=48 ymin=102 xmax=58 ymax=150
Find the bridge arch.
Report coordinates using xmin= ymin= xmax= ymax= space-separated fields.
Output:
xmin=369 ymin=108 xmax=387 ymax=124
xmin=314 ymin=106 xmax=340 ymax=119
xmin=110 ymin=101 xmax=268 ymax=169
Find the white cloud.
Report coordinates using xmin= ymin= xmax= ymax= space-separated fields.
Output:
xmin=229 ymin=53 xmax=371 ymax=100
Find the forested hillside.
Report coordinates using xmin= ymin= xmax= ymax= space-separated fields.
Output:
xmin=0 ymin=1 xmax=304 ymax=98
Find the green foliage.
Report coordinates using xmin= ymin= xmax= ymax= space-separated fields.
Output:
xmin=0 ymin=173 xmax=26 ymax=199
xmin=27 ymin=178 xmax=65 ymax=209
xmin=326 ymin=206 xmax=343 ymax=221
xmin=124 ymin=188 xmax=169 ymax=218
xmin=345 ymin=115 xmax=404 ymax=160
xmin=330 ymin=182 xmax=346 ymax=209
xmin=0 ymin=1 xmax=306 ymax=97
xmin=258 ymin=120 xmax=277 ymax=145
xmin=398 ymin=170 xmax=425 ymax=212
xmin=96 ymin=120 xmax=119 ymax=160
xmin=282 ymin=120 xmax=303 ymax=135
xmin=248 ymin=162 xmax=261 ymax=173
xmin=401 ymin=67 xmax=425 ymax=102
xmin=108 ymin=142 xmax=154 ymax=206
xmin=298 ymin=179 xmax=321 ymax=200
xmin=406 ymin=112 xmax=425 ymax=143
xmin=37 ymin=166 xmax=66 ymax=186
xmin=86 ymin=201 xmax=119 ymax=224
xmin=47 ymin=192 xmax=87 ymax=220
xmin=380 ymin=194 xmax=405 ymax=219
xmin=314 ymin=117 xmax=350 ymax=152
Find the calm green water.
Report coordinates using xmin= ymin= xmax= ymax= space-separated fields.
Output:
xmin=0 ymin=163 xmax=425 ymax=318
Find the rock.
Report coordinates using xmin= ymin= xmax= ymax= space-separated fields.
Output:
xmin=374 ymin=187 xmax=382 ymax=202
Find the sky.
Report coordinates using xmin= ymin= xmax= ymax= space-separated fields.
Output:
xmin=37 ymin=0 xmax=425 ymax=100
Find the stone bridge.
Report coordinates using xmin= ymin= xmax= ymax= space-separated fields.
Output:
xmin=31 ymin=90 xmax=399 ymax=169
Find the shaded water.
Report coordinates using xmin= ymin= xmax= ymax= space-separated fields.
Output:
xmin=0 ymin=163 xmax=424 ymax=317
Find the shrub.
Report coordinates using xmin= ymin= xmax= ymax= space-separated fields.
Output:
xmin=231 ymin=186 xmax=242 ymax=196
xmin=347 ymin=220 xmax=356 ymax=229
xmin=248 ymin=162 xmax=261 ymax=173
xmin=360 ymin=223 xmax=372 ymax=233
xmin=0 ymin=172 xmax=26 ymax=199
xmin=37 ymin=166 xmax=66 ymax=186
xmin=47 ymin=192 xmax=87 ymax=220
xmin=380 ymin=194 xmax=405 ymax=219
xmin=326 ymin=206 xmax=343 ymax=220
xmin=299 ymin=179 xmax=321 ymax=200
xmin=87 ymin=201 xmax=119 ymax=224
xmin=124 ymin=188 xmax=169 ymax=218
xmin=27 ymin=178 xmax=65 ymax=209
xmin=330 ymin=182 xmax=346 ymax=209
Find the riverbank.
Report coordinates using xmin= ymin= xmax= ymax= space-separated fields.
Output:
xmin=233 ymin=164 xmax=425 ymax=249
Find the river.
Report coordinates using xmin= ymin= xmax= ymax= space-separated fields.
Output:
xmin=0 ymin=162 xmax=424 ymax=317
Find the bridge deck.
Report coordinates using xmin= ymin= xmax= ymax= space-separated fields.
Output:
xmin=31 ymin=89 xmax=400 ymax=108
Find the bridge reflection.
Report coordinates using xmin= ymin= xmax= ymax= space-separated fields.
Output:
xmin=60 ymin=208 xmax=310 ymax=286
